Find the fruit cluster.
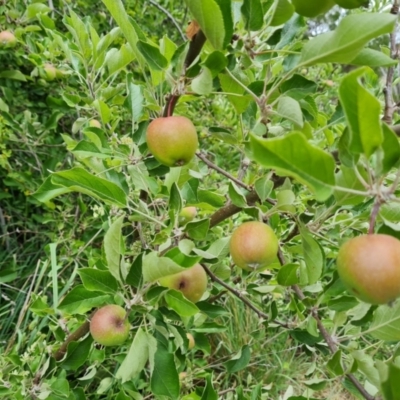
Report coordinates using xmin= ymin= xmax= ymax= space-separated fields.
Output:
xmin=89 ymin=113 xmax=400 ymax=347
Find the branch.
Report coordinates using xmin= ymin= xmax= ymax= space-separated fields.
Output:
xmin=201 ymin=263 xmax=288 ymax=328
xmin=196 ymin=151 xmax=253 ymax=192
xmin=147 ymin=0 xmax=186 ymax=41
xmin=162 ymin=29 xmax=207 ymax=117
xmin=382 ymin=3 xmax=399 ymax=125
xmin=278 ymin=248 xmax=377 ymax=400
xmin=53 ymin=315 xmax=93 ymax=361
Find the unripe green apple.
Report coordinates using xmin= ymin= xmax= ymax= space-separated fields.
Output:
xmin=186 ymin=333 xmax=195 ymax=350
xmin=89 ymin=119 xmax=102 ymax=128
xmin=179 ymin=207 xmax=197 ymax=225
xmin=334 ymin=0 xmax=367 ymax=9
xmin=159 ymin=263 xmax=207 ymax=303
xmin=337 ymin=234 xmax=400 ymax=305
xmin=146 ymin=116 xmax=198 ymax=167
xmin=90 ymin=305 xmax=130 ymax=346
xmin=43 ymin=64 xmax=57 ymax=81
xmin=230 ymin=221 xmax=279 ymax=271
xmin=292 ymin=0 xmax=335 ymax=17
xmin=0 ymin=31 xmax=17 ymax=47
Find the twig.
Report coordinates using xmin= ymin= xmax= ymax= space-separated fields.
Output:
xmin=382 ymin=3 xmax=399 ymax=125
xmin=200 ymin=263 xmax=288 ymax=328
xmin=147 ymin=0 xmax=186 ymax=41
xmin=278 ymin=246 xmax=377 ymax=400
xmin=162 ymin=29 xmax=207 ymax=117
xmin=196 ymin=152 xmax=253 ymax=192
xmin=53 ymin=313 xmax=94 ymax=361
xmin=368 ymin=198 xmax=383 ymax=235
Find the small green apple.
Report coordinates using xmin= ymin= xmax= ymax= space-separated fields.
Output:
xmin=334 ymin=0 xmax=368 ymax=9
xmin=0 ymin=31 xmax=16 ymax=47
xmin=159 ymin=263 xmax=207 ymax=303
xmin=230 ymin=221 xmax=279 ymax=271
xmin=186 ymin=333 xmax=195 ymax=350
xmin=146 ymin=116 xmax=198 ymax=167
xmin=292 ymin=0 xmax=335 ymax=17
xmin=89 ymin=119 xmax=102 ymax=128
xmin=43 ymin=64 xmax=58 ymax=81
xmin=179 ymin=207 xmax=197 ymax=225
xmin=337 ymin=234 xmax=400 ymax=305
xmin=90 ymin=305 xmax=130 ymax=346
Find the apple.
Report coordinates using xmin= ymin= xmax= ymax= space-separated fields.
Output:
xmin=0 ymin=31 xmax=17 ymax=47
xmin=89 ymin=119 xmax=102 ymax=128
xmin=334 ymin=0 xmax=368 ymax=9
xmin=230 ymin=221 xmax=279 ymax=271
xmin=159 ymin=263 xmax=207 ymax=303
xmin=292 ymin=0 xmax=335 ymax=17
xmin=43 ymin=64 xmax=58 ymax=81
xmin=179 ymin=207 xmax=197 ymax=225
xmin=90 ymin=305 xmax=130 ymax=346
xmin=146 ymin=116 xmax=198 ymax=167
xmin=337 ymin=234 xmax=400 ymax=305
xmin=186 ymin=333 xmax=195 ymax=350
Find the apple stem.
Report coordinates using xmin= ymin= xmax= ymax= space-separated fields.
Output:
xmin=368 ymin=198 xmax=383 ymax=235
xmin=200 ymin=263 xmax=288 ymax=328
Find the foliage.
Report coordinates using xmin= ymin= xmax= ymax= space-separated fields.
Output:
xmin=1 ymin=0 xmax=400 ymax=399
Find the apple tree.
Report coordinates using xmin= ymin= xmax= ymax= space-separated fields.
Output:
xmin=2 ymin=0 xmax=400 ymax=399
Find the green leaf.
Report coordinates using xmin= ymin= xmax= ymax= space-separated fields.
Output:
xmin=165 ymin=290 xmax=200 ymax=317
xmin=250 ymin=133 xmax=335 ymax=201
xmin=142 ymin=252 xmax=186 ymax=283
xmin=254 ymin=176 xmax=273 ymax=202
xmin=219 ymin=72 xmax=252 ymax=114
xmin=339 ymin=68 xmax=383 ymax=157
xmin=116 ymin=328 xmax=152 ymax=383
xmin=201 ymin=374 xmax=218 ymax=400
xmin=0 ymin=70 xmax=27 ymax=81
xmin=334 ymin=166 xmax=368 ymax=206
xmin=300 ymin=225 xmax=324 ymax=285
xmin=61 ymin=336 xmax=93 ymax=370
xmin=34 ymin=175 xmax=70 ymax=203
xmin=58 ymin=285 xmax=111 ymax=315
xmin=102 ymin=0 xmax=145 ymax=67
xmin=104 ymin=216 xmax=124 ymax=283
xmin=277 ymin=96 xmax=303 ymax=127
xmin=169 ymin=183 xmax=183 ymax=214
xmin=327 ymin=350 xmax=344 ymax=377
xmin=126 ymin=75 xmax=144 ymax=123
xmin=370 ymin=302 xmax=400 ymax=341
xmin=224 ymin=345 xmax=251 ymax=373
xmin=241 ymin=0 xmax=264 ymax=31
xmin=300 ymin=13 xmax=396 ymax=66
xmin=381 ymin=363 xmax=400 ymax=400
xmin=184 ymin=0 xmax=226 ymax=50
xmin=380 ymin=124 xmax=400 ymax=175
xmin=270 ymin=0 xmax=295 ymax=27
xmin=151 ymin=342 xmax=180 ymax=399
xmin=228 ymin=182 xmax=248 ymax=208
xmin=192 ymin=67 xmax=213 ymax=95
xmin=106 ymin=44 xmax=135 ymax=76
xmin=51 ymin=168 xmax=127 ymax=207
xmin=125 ymin=253 xmax=144 ymax=288
xmin=78 ymin=268 xmax=119 ymax=293
xmin=186 ymin=218 xmax=210 ymax=240
xmin=277 ymin=263 xmax=299 ymax=286
xmin=137 ymin=41 xmax=168 ymax=71
xmin=350 ymin=48 xmax=398 ymax=67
